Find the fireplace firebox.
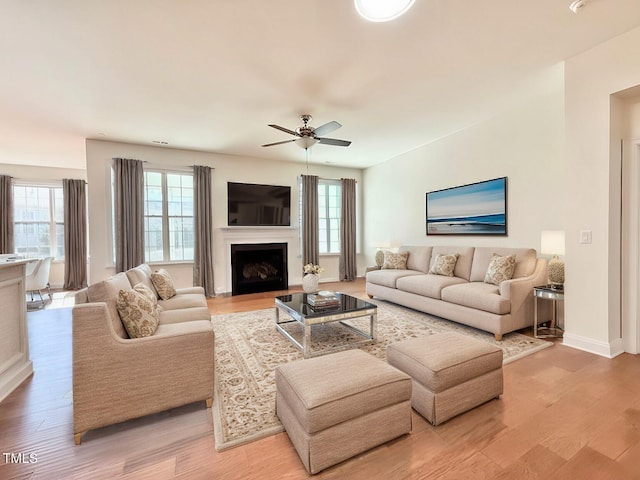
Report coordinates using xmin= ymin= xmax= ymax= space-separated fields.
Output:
xmin=231 ymin=243 xmax=288 ymax=295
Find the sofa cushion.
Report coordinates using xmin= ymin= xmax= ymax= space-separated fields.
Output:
xmin=470 ymin=247 xmax=537 ymax=282
xmin=382 ymin=251 xmax=409 ymax=270
xmin=428 ymin=253 xmax=459 ymax=277
xmin=159 ymin=306 xmax=213 ymax=325
xmin=366 ymin=269 xmax=423 ymax=288
xmin=126 ymin=264 xmax=158 ymax=297
xmin=116 ymin=287 xmax=160 ymax=338
xmin=86 ymin=272 xmax=132 ymax=339
xmin=158 ymin=292 xmax=208 ymax=311
xmin=151 ymin=269 xmax=177 ymax=300
xmin=441 ymin=282 xmax=510 ymax=315
xmin=154 ymin=319 xmax=214 ymax=338
xmin=484 ymin=254 xmax=516 ymax=285
xmin=399 ymin=246 xmax=433 ymax=273
xmin=430 ymin=246 xmax=475 ymax=280
xmin=396 ymin=274 xmax=467 ymax=299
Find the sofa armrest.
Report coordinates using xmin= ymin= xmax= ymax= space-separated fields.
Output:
xmin=499 ymin=258 xmax=548 ymax=328
xmin=176 ymin=286 xmax=205 ymax=295
xmin=72 ymin=302 xmax=214 ymax=436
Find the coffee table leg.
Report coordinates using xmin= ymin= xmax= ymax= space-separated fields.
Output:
xmin=371 ymin=312 xmax=377 ymax=342
xmin=303 ymin=323 xmax=311 ymax=358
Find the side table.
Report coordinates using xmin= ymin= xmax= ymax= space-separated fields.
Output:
xmin=533 ymin=285 xmax=564 ymax=338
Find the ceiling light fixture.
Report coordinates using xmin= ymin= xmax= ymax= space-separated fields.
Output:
xmin=295 ymin=136 xmax=318 ymax=150
xmin=354 ymin=0 xmax=416 ymax=22
xmin=569 ymin=0 xmax=587 ymax=13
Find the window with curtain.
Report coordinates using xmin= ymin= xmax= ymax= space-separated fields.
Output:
xmin=13 ymin=184 xmax=64 ymax=259
xmin=319 ymin=179 xmax=341 ymax=254
xmin=143 ymin=171 xmax=194 ymax=262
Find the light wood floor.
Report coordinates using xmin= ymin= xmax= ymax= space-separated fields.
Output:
xmin=2 ymin=278 xmax=640 ymax=479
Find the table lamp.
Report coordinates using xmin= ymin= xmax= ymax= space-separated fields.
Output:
xmin=541 ymin=230 xmax=565 ymax=286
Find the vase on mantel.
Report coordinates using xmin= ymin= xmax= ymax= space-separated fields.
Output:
xmin=302 ymin=273 xmax=319 ymax=293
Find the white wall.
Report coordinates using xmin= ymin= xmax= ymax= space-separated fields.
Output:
xmin=564 ymin=25 xmax=640 ymax=357
xmin=0 ymin=163 xmax=87 ymax=288
xmin=85 ymin=139 xmax=363 ymax=292
xmin=363 ymin=64 xmax=565 ymax=259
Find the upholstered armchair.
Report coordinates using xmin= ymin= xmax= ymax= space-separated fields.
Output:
xmin=72 ymin=303 xmax=214 ymax=444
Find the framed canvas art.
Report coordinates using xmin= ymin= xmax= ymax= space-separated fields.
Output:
xmin=426 ymin=177 xmax=507 ymax=235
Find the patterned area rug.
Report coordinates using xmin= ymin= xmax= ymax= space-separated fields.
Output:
xmin=211 ymin=300 xmax=552 ymax=451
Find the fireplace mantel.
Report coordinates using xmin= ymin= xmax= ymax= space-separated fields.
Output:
xmin=220 ymin=227 xmax=298 ymax=294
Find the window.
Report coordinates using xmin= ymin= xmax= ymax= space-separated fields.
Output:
xmin=318 ymin=179 xmax=341 ymax=254
xmin=143 ymin=171 xmax=194 ymax=262
xmin=13 ymin=184 xmax=64 ymax=259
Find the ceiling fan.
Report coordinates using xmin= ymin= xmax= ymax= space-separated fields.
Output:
xmin=262 ymin=114 xmax=352 ymax=149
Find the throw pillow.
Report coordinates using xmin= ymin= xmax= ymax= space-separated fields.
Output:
xmin=484 ymin=253 xmax=516 ymax=285
xmin=428 ymin=253 xmax=459 ymax=277
xmin=116 ymin=288 xmax=159 ymax=338
xmin=151 ymin=269 xmax=177 ymax=300
xmin=382 ymin=251 xmax=409 ymax=270
xmin=133 ymin=282 xmax=158 ymax=305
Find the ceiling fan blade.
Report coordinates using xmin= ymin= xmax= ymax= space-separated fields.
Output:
xmin=268 ymin=124 xmax=299 ymax=136
xmin=313 ymin=121 xmax=341 ymax=137
xmin=318 ymin=137 xmax=352 ymax=147
xmin=262 ymin=139 xmax=296 ymax=147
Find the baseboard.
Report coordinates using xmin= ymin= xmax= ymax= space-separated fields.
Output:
xmin=562 ymin=333 xmax=625 ymax=358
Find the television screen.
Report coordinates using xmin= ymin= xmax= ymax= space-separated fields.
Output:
xmin=227 ymin=182 xmax=291 ymax=226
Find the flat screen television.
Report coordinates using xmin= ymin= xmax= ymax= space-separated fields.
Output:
xmin=227 ymin=182 xmax=291 ymax=226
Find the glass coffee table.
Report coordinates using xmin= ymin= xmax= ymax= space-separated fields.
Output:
xmin=274 ymin=292 xmax=378 ymax=358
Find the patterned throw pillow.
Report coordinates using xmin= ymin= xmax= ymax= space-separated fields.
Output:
xmin=382 ymin=251 xmax=409 ymax=270
xmin=133 ymin=282 xmax=158 ymax=304
xmin=116 ymin=288 xmax=160 ymax=338
xmin=428 ymin=253 xmax=459 ymax=277
xmin=150 ymin=269 xmax=177 ymax=300
xmin=484 ymin=253 xmax=516 ymax=285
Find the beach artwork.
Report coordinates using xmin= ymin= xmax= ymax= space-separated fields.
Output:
xmin=426 ymin=177 xmax=507 ymax=235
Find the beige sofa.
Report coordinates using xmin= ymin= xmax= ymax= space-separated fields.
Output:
xmin=366 ymin=246 xmax=548 ymax=340
xmin=72 ymin=264 xmax=214 ymax=445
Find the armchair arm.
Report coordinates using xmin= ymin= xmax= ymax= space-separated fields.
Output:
xmin=72 ymin=303 xmax=214 ymax=437
xmin=499 ymin=258 xmax=548 ymax=329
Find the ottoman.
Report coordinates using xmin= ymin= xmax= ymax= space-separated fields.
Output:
xmin=387 ymin=332 xmax=503 ymax=426
xmin=275 ymin=349 xmax=412 ymax=474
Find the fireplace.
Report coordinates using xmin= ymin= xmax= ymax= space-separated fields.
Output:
xmin=231 ymin=242 xmax=288 ymax=295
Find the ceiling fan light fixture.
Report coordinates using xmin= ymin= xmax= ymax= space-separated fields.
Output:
xmin=295 ymin=137 xmax=318 ymax=149
xmin=355 ymin=0 xmax=416 ymax=22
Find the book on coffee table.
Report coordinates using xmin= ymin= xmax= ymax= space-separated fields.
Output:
xmin=307 ymin=291 xmax=339 ymax=308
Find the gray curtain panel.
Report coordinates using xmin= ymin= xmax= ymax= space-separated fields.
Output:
xmin=63 ymin=179 xmax=88 ymax=289
xmin=0 ymin=175 xmax=14 ymax=254
xmin=113 ymin=158 xmax=145 ymax=273
xmin=301 ymin=174 xmax=319 ymax=267
xmin=339 ymin=178 xmax=357 ymax=281
xmin=193 ymin=165 xmax=215 ymax=297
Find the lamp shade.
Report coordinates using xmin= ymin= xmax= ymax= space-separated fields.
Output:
xmin=354 ymin=0 xmax=416 ymax=22
xmin=541 ymin=230 xmax=565 ymax=256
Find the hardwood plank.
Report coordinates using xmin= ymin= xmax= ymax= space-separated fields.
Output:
xmin=1 ymin=278 xmax=639 ymax=478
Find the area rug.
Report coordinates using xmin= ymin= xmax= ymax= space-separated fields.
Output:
xmin=211 ymin=300 xmax=551 ymax=451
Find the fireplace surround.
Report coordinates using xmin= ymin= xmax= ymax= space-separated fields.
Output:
xmin=231 ymin=242 xmax=288 ymax=295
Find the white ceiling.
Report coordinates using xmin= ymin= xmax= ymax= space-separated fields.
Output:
xmin=1 ymin=0 xmax=640 ymax=170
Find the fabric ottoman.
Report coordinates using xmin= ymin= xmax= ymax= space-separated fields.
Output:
xmin=275 ymin=349 xmax=412 ymax=474
xmin=386 ymin=332 xmax=503 ymax=426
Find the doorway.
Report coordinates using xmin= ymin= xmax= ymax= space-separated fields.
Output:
xmin=622 ymin=138 xmax=640 ymax=354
